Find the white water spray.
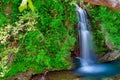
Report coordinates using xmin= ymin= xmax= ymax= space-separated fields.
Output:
xmin=74 ymin=3 xmax=96 ymax=66
xmin=74 ymin=3 xmax=120 ymax=78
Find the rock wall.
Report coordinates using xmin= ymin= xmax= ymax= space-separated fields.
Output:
xmin=84 ymin=0 xmax=120 ymax=11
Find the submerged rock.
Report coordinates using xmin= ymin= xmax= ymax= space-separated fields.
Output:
xmin=84 ymin=0 xmax=120 ymax=11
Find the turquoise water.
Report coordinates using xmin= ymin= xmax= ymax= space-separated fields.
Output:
xmin=74 ymin=3 xmax=120 ymax=78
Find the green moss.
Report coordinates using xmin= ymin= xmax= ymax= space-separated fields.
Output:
xmin=88 ymin=6 xmax=120 ymax=52
xmin=0 ymin=0 xmax=77 ymax=77
xmin=91 ymin=18 xmax=108 ymax=55
xmin=0 ymin=13 xmax=8 ymax=27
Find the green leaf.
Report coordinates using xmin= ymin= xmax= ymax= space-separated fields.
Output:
xmin=18 ymin=0 xmax=34 ymax=12
xmin=18 ymin=0 xmax=28 ymax=12
xmin=28 ymin=0 xmax=34 ymax=12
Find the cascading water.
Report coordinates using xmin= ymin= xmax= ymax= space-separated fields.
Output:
xmin=74 ymin=3 xmax=97 ymax=67
xmin=74 ymin=3 xmax=120 ymax=78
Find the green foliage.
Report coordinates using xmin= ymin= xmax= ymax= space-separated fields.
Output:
xmin=89 ymin=6 xmax=120 ymax=50
xmin=0 ymin=45 xmax=9 ymax=78
xmin=0 ymin=0 xmax=76 ymax=78
xmin=91 ymin=19 xmax=108 ymax=55
xmin=19 ymin=0 xmax=34 ymax=12
xmin=0 ymin=13 xmax=8 ymax=27
xmin=1 ymin=0 xmax=21 ymax=24
xmin=1 ymin=0 xmax=11 ymax=7
xmin=0 ymin=12 xmax=38 ymax=78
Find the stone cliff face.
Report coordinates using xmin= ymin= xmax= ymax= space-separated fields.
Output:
xmin=84 ymin=0 xmax=120 ymax=11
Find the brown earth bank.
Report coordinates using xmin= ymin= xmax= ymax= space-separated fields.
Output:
xmin=30 ymin=70 xmax=81 ymax=80
xmin=84 ymin=0 xmax=120 ymax=11
xmin=13 ymin=70 xmax=120 ymax=80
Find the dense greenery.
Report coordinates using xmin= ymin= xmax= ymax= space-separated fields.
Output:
xmin=0 ymin=0 xmax=76 ymax=79
xmin=2 ymin=0 xmax=120 ymax=79
xmin=91 ymin=6 xmax=120 ymax=50
xmin=87 ymin=6 xmax=120 ymax=54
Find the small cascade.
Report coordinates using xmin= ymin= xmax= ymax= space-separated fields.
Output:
xmin=74 ymin=3 xmax=120 ymax=78
xmin=74 ymin=3 xmax=97 ymax=66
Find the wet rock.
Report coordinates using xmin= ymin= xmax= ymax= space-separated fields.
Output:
xmin=105 ymin=40 xmax=114 ymax=50
xmin=101 ymin=50 xmax=120 ymax=61
xmin=108 ymin=51 xmax=120 ymax=60
xmin=100 ymin=36 xmax=120 ymax=61
xmin=84 ymin=0 xmax=120 ymax=11
xmin=109 ymin=75 xmax=120 ymax=80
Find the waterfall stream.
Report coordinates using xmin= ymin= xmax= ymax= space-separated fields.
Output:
xmin=74 ymin=3 xmax=120 ymax=78
xmin=74 ymin=3 xmax=96 ymax=66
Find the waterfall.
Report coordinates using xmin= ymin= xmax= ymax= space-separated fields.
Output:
xmin=74 ymin=3 xmax=120 ymax=78
xmin=74 ymin=3 xmax=97 ymax=66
